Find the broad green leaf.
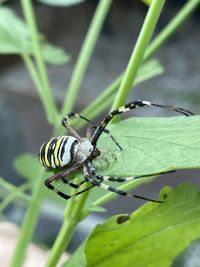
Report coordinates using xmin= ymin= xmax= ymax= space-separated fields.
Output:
xmin=65 ymin=244 xmax=86 ymax=267
xmin=14 ymin=153 xmax=41 ymax=184
xmin=96 ymin=115 xmax=200 ymax=176
xmin=0 ymin=7 xmax=69 ymax=64
xmin=64 ymin=183 xmax=200 ymax=267
xmin=55 ymin=115 xmax=200 ymax=213
xmin=37 ymin=0 xmax=85 ymax=6
xmin=80 ymin=115 xmax=200 ymax=211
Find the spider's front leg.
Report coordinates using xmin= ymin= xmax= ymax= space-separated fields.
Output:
xmin=64 ymin=112 xmax=122 ymax=150
xmin=91 ymin=100 xmax=193 ymax=146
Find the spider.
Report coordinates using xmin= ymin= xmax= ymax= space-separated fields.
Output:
xmin=38 ymin=100 xmax=193 ymax=203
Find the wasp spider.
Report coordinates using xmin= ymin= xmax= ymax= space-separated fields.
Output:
xmin=38 ymin=100 xmax=193 ymax=202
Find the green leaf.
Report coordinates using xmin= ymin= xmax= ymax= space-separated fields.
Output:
xmin=64 ymin=244 xmax=86 ymax=267
xmin=42 ymin=43 xmax=70 ymax=65
xmin=14 ymin=153 xmax=41 ymax=184
xmin=0 ymin=7 xmax=69 ymax=64
xmin=37 ymin=0 xmax=85 ymax=6
xmin=65 ymin=183 xmax=200 ymax=267
xmin=79 ymin=115 xmax=200 ymax=210
xmin=96 ymin=115 xmax=200 ymax=176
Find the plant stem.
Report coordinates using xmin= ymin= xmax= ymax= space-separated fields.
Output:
xmin=45 ymin=183 xmax=90 ymax=267
xmin=10 ymin=168 xmax=46 ymax=267
xmin=70 ymin=60 xmax=163 ymax=130
xmin=75 ymin=0 xmax=199 ymax=126
xmin=112 ymin=0 xmax=165 ymax=112
xmin=21 ymin=0 xmax=58 ymax=124
xmin=22 ymin=54 xmax=52 ymax=117
xmin=60 ymin=0 xmax=113 ymax=119
xmin=145 ymin=0 xmax=200 ymax=59
xmin=0 ymin=183 xmax=30 ymax=213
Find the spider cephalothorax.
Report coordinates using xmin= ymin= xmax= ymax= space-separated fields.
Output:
xmin=38 ymin=100 xmax=193 ymax=202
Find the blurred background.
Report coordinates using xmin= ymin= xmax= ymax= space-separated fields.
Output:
xmin=0 ymin=0 xmax=200 ymax=251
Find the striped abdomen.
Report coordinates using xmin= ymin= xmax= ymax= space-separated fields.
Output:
xmin=39 ymin=136 xmax=80 ymax=169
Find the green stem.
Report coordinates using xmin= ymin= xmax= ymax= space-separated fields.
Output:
xmin=112 ymin=0 xmax=165 ymax=111
xmin=20 ymin=0 xmax=58 ymax=124
xmin=60 ymin=0 xmax=113 ymax=119
xmin=22 ymin=54 xmax=52 ymax=118
xmin=145 ymin=0 xmax=200 ymax=59
xmin=70 ymin=60 xmax=163 ymax=130
xmin=45 ymin=183 xmax=90 ymax=267
xmin=74 ymin=0 xmax=199 ymax=127
xmin=10 ymin=168 xmax=46 ymax=267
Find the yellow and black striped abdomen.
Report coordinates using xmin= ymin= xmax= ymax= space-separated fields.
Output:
xmin=38 ymin=136 xmax=80 ymax=169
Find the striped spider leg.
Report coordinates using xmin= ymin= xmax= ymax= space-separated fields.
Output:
xmin=83 ymin=161 xmax=175 ymax=203
xmin=44 ymin=164 xmax=94 ymax=200
xmin=38 ymin=100 xmax=193 ymax=202
xmin=91 ymin=100 xmax=193 ymax=146
xmin=64 ymin=112 xmax=122 ymax=150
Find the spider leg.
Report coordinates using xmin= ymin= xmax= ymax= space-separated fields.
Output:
xmin=83 ymin=162 xmax=162 ymax=203
xmin=44 ymin=164 xmax=84 ymax=200
xmin=87 ymin=161 xmax=174 ymax=182
xmin=91 ymin=100 xmax=193 ymax=146
xmin=62 ymin=117 xmax=82 ymax=141
xmin=65 ymin=112 xmax=122 ymax=150
xmin=67 ymin=112 xmax=91 ymax=123
xmin=92 ymin=127 xmax=122 ymax=151
xmin=61 ymin=177 xmax=86 ymax=189
xmin=63 ymin=113 xmax=95 ymax=139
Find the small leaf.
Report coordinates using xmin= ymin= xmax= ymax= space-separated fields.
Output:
xmin=41 ymin=43 xmax=70 ymax=65
xmin=14 ymin=153 xmax=41 ymax=184
xmin=37 ymin=0 xmax=85 ymax=6
xmin=0 ymin=7 xmax=69 ymax=65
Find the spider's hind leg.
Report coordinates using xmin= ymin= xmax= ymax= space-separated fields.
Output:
xmin=84 ymin=162 xmax=170 ymax=203
xmin=83 ymin=166 xmax=162 ymax=203
xmin=44 ymin=164 xmax=89 ymax=200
